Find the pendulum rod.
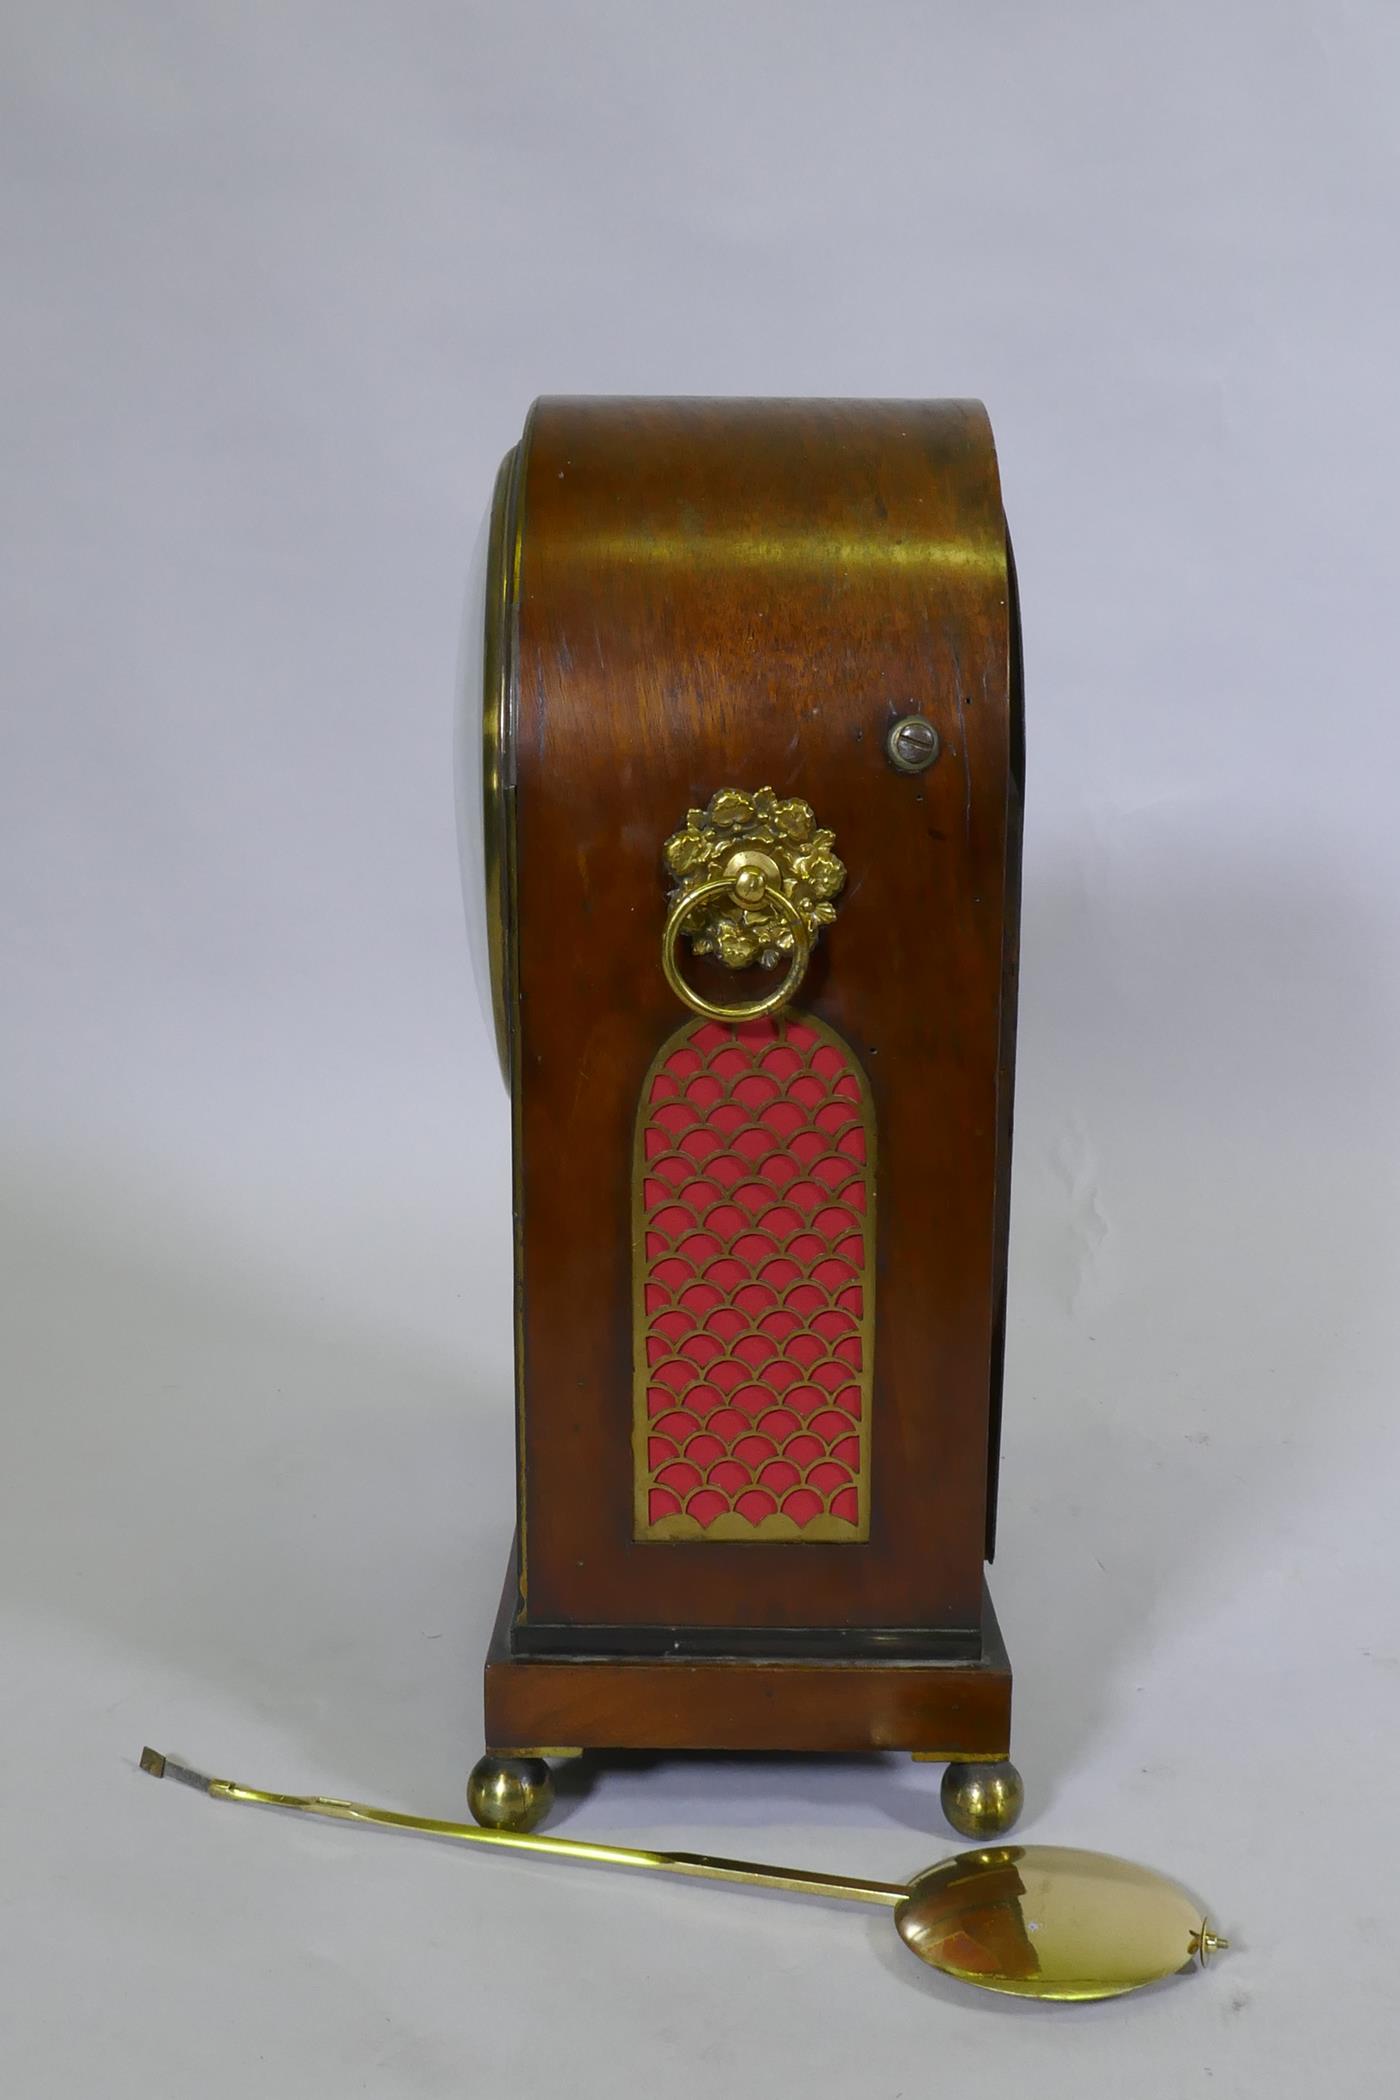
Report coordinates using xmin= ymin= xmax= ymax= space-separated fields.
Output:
xmin=139 ymin=1749 xmax=905 ymax=1908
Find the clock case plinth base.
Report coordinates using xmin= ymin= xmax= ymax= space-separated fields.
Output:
xmin=481 ymin=1542 xmax=1013 ymax=1764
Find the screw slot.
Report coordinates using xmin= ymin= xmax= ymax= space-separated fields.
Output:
xmin=886 ymin=715 xmax=940 ymax=774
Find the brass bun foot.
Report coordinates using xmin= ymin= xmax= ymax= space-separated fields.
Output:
xmin=940 ymin=1759 xmax=1024 ymax=1839
xmin=467 ymin=1755 xmax=556 ymax=1833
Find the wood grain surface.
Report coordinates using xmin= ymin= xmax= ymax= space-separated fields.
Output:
xmin=508 ymin=397 xmax=1020 ymax=1649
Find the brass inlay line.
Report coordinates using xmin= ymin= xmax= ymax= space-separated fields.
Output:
xmin=560 ymin=531 xmax=1006 ymax=574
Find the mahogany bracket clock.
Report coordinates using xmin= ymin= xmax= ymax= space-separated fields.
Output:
xmin=457 ymin=398 xmax=1025 ymax=1838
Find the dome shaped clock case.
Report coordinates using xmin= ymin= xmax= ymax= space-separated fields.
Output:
xmin=458 ymin=399 xmax=1024 ymax=1835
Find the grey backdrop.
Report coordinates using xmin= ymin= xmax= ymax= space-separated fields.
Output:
xmin=4 ymin=4 xmax=1397 ymax=2093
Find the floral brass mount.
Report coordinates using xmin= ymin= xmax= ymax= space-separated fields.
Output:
xmin=661 ymin=787 xmax=846 ymax=1022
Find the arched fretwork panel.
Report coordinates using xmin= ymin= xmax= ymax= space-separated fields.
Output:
xmin=633 ymin=1012 xmax=875 ymax=1542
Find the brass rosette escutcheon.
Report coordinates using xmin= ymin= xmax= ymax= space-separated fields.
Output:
xmin=661 ymin=787 xmax=845 ymax=1021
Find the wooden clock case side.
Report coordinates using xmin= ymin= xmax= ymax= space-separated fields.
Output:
xmin=474 ymin=398 xmax=1023 ymax=1824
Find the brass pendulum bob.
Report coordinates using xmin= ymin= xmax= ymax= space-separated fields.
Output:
xmin=140 ymin=1749 xmax=1229 ymax=2003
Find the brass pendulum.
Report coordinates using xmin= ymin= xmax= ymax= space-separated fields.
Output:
xmin=140 ymin=1747 xmax=1228 ymax=2003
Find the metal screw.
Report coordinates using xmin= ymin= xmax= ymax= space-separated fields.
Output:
xmin=886 ymin=714 xmax=941 ymax=774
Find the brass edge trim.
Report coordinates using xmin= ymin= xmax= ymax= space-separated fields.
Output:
xmin=488 ymin=1746 xmax=584 ymax=1761
xmin=984 ymin=512 xmax=1021 ymax=1563
xmin=481 ymin=451 xmax=513 ymax=1082
xmin=911 ymin=1751 xmax=1011 ymax=1764
xmin=505 ymin=407 xmax=534 ymax=1605
xmin=641 ymin=1509 xmax=864 ymax=1544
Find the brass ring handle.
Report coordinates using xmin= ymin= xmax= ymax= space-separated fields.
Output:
xmin=662 ymin=877 xmax=811 ymax=1022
